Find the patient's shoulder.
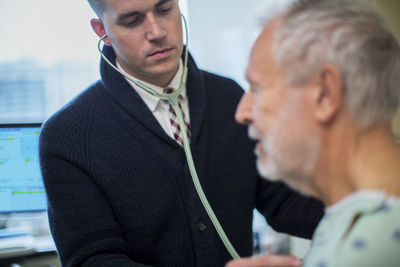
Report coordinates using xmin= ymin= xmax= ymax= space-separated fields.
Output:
xmin=337 ymin=198 xmax=400 ymax=267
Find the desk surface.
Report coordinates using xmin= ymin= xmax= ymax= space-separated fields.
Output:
xmin=0 ymin=233 xmax=56 ymax=259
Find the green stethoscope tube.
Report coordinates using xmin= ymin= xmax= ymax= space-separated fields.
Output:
xmin=97 ymin=14 xmax=240 ymax=260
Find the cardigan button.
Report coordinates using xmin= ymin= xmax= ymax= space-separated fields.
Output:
xmin=197 ymin=221 xmax=207 ymax=232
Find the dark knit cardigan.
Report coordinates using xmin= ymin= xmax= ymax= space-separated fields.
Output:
xmin=39 ymin=46 xmax=323 ymax=267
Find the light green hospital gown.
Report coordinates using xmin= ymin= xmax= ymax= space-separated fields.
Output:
xmin=304 ymin=191 xmax=400 ymax=267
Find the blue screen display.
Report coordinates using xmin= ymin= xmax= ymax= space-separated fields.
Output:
xmin=0 ymin=125 xmax=46 ymax=213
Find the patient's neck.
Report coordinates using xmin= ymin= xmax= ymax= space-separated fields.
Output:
xmin=350 ymin=126 xmax=400 ymax=195
xmin=316 ymin=124 xmax=400 ymax=206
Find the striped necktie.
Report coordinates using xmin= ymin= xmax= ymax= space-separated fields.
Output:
xmin=163 ymin=88 xmax=191 ymax=146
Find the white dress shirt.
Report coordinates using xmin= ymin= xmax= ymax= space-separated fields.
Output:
xmin=117 ymin=60 xmax=190 ymax=140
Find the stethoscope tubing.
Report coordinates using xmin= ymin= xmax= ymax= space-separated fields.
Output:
xmin=97 ymin=13 xmax=240 ymax=259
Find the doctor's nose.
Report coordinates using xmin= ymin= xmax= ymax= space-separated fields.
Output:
xmin=146 ymin=15 xmax=167 ymax=41
xmin=235 ymin=91 xmax=254 ymax=125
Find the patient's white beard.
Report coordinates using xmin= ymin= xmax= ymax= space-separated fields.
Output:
xmin=249 ymin=97 xmax=320 ymax=195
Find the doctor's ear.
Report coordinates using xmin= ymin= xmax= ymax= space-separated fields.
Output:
xmin=91 ymin=18 xmax=112 ymax=46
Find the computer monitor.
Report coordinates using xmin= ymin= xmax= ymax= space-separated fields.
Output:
xmin=0 ymin=124 xmax=46 ymax=213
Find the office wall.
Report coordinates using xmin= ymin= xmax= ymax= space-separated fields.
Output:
xmin=187 ymin=0 xmax=265 ymax=88
xmin=364 ymin=0 xmax=400 ymax=136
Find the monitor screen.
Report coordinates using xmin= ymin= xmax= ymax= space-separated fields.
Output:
xmin=0 ymin=124 xmax=46 ymax=213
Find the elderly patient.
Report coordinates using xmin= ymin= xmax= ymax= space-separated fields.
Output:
xmin=231 ymin=0 xmax=400 ymax=266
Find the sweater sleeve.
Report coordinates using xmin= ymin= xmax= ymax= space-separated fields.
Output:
xmin=255 ymin=178 xmax=324 ymax=239
xmin=39 ymin=113 xmax=153 ymax=267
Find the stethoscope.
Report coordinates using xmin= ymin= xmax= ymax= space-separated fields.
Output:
xmin=97 ymin=14 xmax=240 ymax=259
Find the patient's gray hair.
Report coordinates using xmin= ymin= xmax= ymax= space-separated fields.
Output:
xmin=271 ymin=0 xmax=400 ymax=129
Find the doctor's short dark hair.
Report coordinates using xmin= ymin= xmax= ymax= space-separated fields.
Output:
xmin=87 ymin=0 xmax=179 ymax=19
xmin=87 ymin=0 xmax=105 ymax=18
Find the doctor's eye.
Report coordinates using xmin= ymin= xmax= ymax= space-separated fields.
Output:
xmin=119 ymin=15 xmax=145 ymax=27
xmin=158 ymin=7 xmax=172 ymax=13
xmin=156 ymin=3 xmax=173 ymax=15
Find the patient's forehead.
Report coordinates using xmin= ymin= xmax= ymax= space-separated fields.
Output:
xmin=247 ymin=18 xmax=287 ymax=88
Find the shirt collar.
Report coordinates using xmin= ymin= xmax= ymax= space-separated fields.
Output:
xmin=325 ymin=190 xmax=386 ymax=215
xmin=117 ymin=60 xmax=187 ymax=112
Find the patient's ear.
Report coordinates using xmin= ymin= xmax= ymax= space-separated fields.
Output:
xmin=91 ymin=18 xmax=112 ymax=46
xmin=310 ymin=64 xmax=343 ymax=124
